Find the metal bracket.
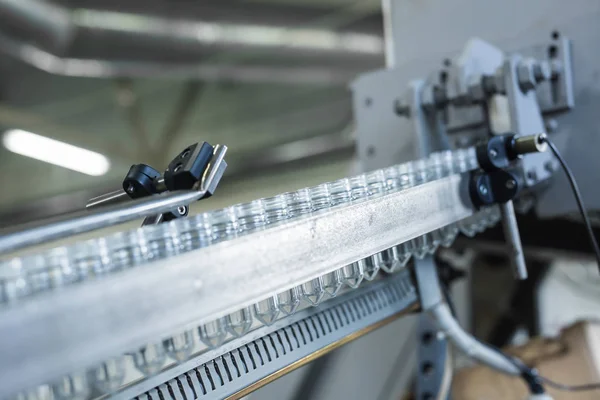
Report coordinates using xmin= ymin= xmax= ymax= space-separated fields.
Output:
xmin=416 ymin=314 xmax=451 ymax=400
xmin=414 ymin=257 xmax=451 ymax=400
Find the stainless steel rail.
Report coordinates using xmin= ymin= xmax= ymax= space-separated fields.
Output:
xmin=0 ymin=173 xmax=474 ymax=397
xmin=0 ymin=145 xmax=227 ymax=254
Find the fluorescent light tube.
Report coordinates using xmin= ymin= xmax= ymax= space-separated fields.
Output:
xmin=2 ymin=129 xmax=110 ymax=176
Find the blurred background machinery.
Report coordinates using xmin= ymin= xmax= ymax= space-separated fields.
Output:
xmin=1 ymin=0 xmax=600 ymax=399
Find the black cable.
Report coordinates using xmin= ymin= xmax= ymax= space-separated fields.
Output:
xmin=540 ymin=136 xmax=600 ymax=274
xmin=440 ymin=283 xmax=544 ymax=394
xmin=441 ymin=281 xmax=600 ymax=393
xmin=540 ymin=376 xmax=600 ymax=392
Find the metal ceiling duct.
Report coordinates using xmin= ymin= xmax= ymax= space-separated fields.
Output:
xmin=0 ymin=0 xmax=384 ymax=83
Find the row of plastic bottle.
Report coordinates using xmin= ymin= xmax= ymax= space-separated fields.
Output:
xmin=7 ymin=148 xmax=503 ymax=400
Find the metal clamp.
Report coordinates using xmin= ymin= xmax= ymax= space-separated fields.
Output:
xmin=469 ymin=133 xmax=548 ymax=279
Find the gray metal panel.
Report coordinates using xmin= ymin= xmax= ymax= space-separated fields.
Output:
xmin=351 ymin=62 xmax=443 ymax=171
xmin=120 ymin=271 xmax=417 ymax=399
xmin=384 ymin=0 xmax=600 ymax=216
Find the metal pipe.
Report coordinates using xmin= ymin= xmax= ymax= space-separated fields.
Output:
xmin=500 ymin=200 xmax=528 ymax=280
xmin=0 ymin=0 xmax=72 ymax=53
xmin=0 ymin=0 xmax=381 ymax=81
xmin=85 ymin=189 xmax=130 ymax=209
xmin=0 ymin=31 xmax=358 ymax=83
xmin=0 ymin=189 xmax=205 ymax=254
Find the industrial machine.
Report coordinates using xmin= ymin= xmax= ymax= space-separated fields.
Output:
xmin=1 ymin=1 xmax=600 ymax=399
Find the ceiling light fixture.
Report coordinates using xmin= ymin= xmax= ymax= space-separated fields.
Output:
xmin=2 ymin=129 xmax=110 ymax=176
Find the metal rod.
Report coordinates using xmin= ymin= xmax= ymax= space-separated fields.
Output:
xmin=500 ymin=200 xmax=528 ymax=280
xmin=85 ymin=189 xmax=130 ymax=209
xmin=0 ymin=189 xmax=205 ymax=254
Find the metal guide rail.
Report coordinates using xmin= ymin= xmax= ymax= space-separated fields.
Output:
xmin=0 ymin=148 xmax=498 ymax=399
xmin=122 ymin=270 xmax=418 ymax=400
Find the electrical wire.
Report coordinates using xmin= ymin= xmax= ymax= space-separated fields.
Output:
xmin=441 ymin=281 xmax=600 ymax=393
xmin=540 ymin=376 xmax=600 ymax=392
xmin=540 ymin=136 xmax=600 ymax=274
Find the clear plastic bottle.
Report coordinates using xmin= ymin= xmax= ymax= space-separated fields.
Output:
xmin=88 ymin=357 xmax=125 ymax=394
xmin=284 ymin=188 xmax=312 ymax=218
xmin=24 ymin=247 xmax=72 ymax=294
xmin=163 ymin=330 xmax=195 ymax=361
xmin=397 ymin=162 xmax=416 ymax=190
xmin=277 ymin=287 xmax=301 ymax=315
xmin=264 ymin=195 xmax=301 ymax=315
xmin=328 ymin=178 xmax=351 ymax=206
xmin=235 ymin=199 xmax=267 ymax=233
xmin=51 ymin=372 xmax=90 ymax=400
xmin=67 ymin=238 xmax=106 ymax=282
xmin=104 ymin=229 xmax=147 ymax=271
xmin=452 ymin=148 xmax=469 ymax=174
xmin=130 ymin=342 xmax=166 ymax=376
xmin=0 ymin=257 xmax=29 ymax=303
xmin=201 ymin=207 xmax=242 ymax=338
xmin=412 ymin=159 xmax=428 ymax=186
xmin=349 ymin=174 xmax=368 ymax=201
xmin=198 ymin=318 xmax=228 ymax=348
xmin=394 ymin=241 xmax=413 ymax=268
xmin=302 ymin=184 xmax=332 ymax=305
xmin=465 ymin=147 xmax=478 ymax=170
xmin=178 ymin=213 xmax=212 ymax=253
xmin=321 ymin=269 xmax=344 ymax=297
xmin=12 ymin=385 xmax=52 ymax=400
xmin=383 ymin=165 xmax=402 ymax=193
xmin=430 ymin=151 xmax=453 ymax=178
xmin=144 ymin=222 xmax=181 ymax=262
xmin=364 ymin=170 xmax=387 ymax=279
xmin=253 ymin=296 xmax=280 ymax=325
xmin=263 ymin=194 xmax=289 ymax=225
xmin=209 ymin=207 xmax=238 ymax=243
xmin=323 ymin=179 xmax=352 ymax=295
xmin=342 ymin=175 xmax=370 ymax=286
xmin=365 ymin=170 xmax=386 ymax=197
xmin=309 ymin=183 xmax=332 ymax=213
xmin=380 ymin=246 xmax=400 ymax=273
xmin=458 ymin=215 xmax=478 ymax=237
xmin=280 ymin=189 xmax=313 ymax=311
xmin=439 ymin=223 xmax=459 ymax=247
xmin=225 ymin=307 xmax=253 ymax=337
xmin=236 ymin=200 xmax=280 ymax=323
xmin=341 ymin=261 xmax=365 ymax=288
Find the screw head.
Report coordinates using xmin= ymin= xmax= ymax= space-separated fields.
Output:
xmin=479 ymin=184 xmax=488 ymax=196
xmin=505 ymin=179 xmax=516 ymax=190
xmin=126 ymin=184 xmax=135 ymax=194
xmin=489 ymin=148 xmax=498 ymax=158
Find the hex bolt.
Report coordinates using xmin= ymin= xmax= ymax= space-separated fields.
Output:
xmin=479 ymin=184 xmax=488 ymax=196
xmin=394 ymin=100 xmax=410 ymax=117
xmin=517 ymin=60 xmax=537 ymax=92
xmin=489 ymin=148 xmax=498 ymax=159
xmin=126 ymin=184 xmax=135 ymax=194
xmin=550 ymin=59 xmax=563 ymax=79
xmin=532 ymin=60 xmax=551 ymax=83
xmin=545 ymin=119 xmax=558 ymax=133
